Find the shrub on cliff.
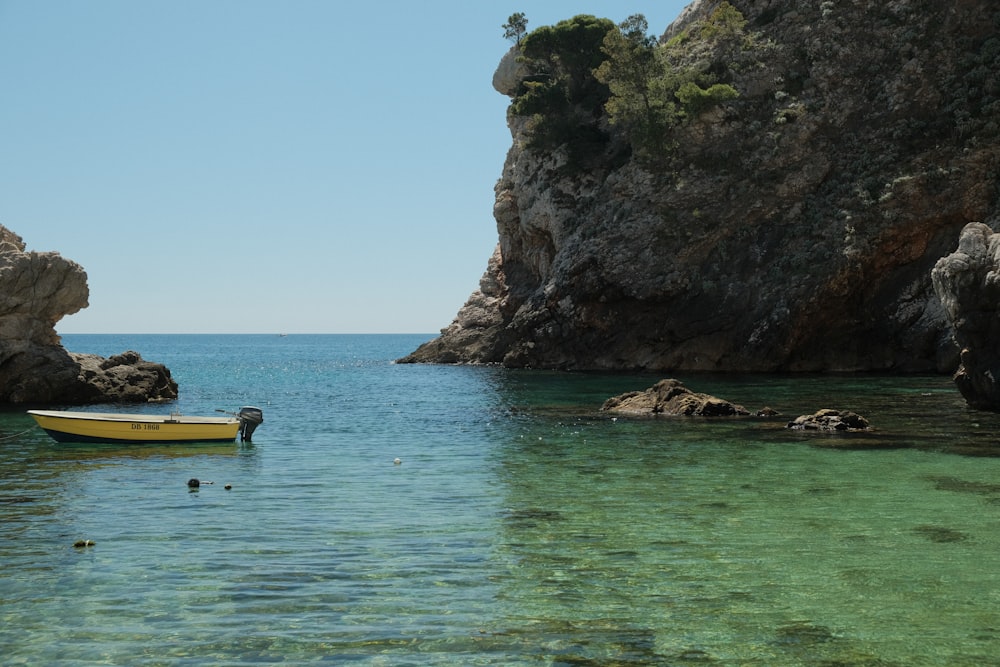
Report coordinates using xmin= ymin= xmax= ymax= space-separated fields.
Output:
xmin=675 ymin=81 xmax=740 ymax=116
xmin=510 ymin=7 xmax=746 ymax=170
xmin=596 ymin=6 xmax=744 ymax=165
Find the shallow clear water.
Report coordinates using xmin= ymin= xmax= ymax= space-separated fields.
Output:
xmin=2 ymin=334 xmax=1000 ymax=665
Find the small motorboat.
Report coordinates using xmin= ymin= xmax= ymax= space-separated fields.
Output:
xmin=27 ymin=406 xmax=264 ymax=444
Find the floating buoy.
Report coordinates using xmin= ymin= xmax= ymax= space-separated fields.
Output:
xmin=393 ymin=458 xmax=402 ymax=465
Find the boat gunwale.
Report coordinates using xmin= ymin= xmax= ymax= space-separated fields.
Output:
xmin=27 ymin=409 xmax=238 ymax=425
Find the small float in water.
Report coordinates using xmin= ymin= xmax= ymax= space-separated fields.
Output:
xmin=27 ymin=406 xmax=264 ymax=444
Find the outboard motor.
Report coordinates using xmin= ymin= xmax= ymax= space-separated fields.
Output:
xmin=238 ymin=406 xmax=264 ymax=442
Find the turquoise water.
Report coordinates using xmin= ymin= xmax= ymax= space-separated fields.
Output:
xmin=3 ymin=334 xmax=1000 ymax=665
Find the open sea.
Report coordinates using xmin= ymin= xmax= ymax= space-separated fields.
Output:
xmin=3 ymin=333 xmax=1000 ymax=666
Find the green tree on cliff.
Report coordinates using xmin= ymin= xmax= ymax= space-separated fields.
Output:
xmin=503 ymin=12 xmax=528 ymax=44
xmin=511 ymin=14 xmax=616 ymax=166
xmin=595 ymin=14 xmax=676 ymax=160
xmin=595 ymin=6 xmax=743 ymax=164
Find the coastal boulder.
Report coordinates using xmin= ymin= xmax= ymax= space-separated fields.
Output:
xmin=602 ymin=379 xmax=750 ymax=416
xmin=0 ymin=226 xmax=178 ymax=405
xmin=786 ymin=409 xmax=871 ymax=431
xmin=931 ymin=222 xmax=1000 ymax=411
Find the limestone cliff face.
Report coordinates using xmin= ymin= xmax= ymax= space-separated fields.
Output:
xmin=402 ymin=0 xmax=1000 ymax=372
xmin=0 ymin=226 xmax=178 ymax=405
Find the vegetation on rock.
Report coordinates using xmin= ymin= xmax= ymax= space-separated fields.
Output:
xmin=510 ymin=14 xmax=616 ymax=169
xmin=510 ymin=6 xmax=745 ymax=168
xmin=598 ymin=6 xmax=742 ymax=164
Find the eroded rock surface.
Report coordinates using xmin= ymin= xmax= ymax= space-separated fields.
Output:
xmin=932 ymin=222 xmax=1000 ymax=410
xmin=786 ymin=409 xmax=871 ymax=431
xmin=602 ymin=378 xmax=750 ymax=416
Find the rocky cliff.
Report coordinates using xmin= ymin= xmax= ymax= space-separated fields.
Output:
xmin=932 ymin=222 xmax=1000 ymax=410
xmin=401 ymin=0 xmax=1000 ymax=372
xmin=0 ymin=226 xmax=178 ymax=405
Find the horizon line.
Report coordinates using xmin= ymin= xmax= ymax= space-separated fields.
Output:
xmin=57 ymin=332 xmax=440 ymax=336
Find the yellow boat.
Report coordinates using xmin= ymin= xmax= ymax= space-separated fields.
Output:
xmin=27 ymin=407 xmax=263 ymax=444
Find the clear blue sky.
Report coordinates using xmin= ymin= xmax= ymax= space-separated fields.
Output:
xmin=1 ymin=1 xmax=688 ymax=334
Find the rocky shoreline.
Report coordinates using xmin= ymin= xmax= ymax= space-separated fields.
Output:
xmin=400 ymin=0 xmax=1000 ymax=412
xmin=401 ymin=2 xmax=999 ymax=389
xmin=0 ymin=226 xmax=177 ymax=406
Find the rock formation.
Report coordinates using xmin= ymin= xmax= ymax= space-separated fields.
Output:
xmin=932 ymin=222 xmax=1000 ymax=410
xmin=0 ymin=226 xmax=178 ymax=405
xmin=601 ymin=378 xmax=750 ymax=416
xmin=786 ymin=409 xmax=871 ymax=432
xmin=401 ymin=0 xmax=1000 ymax=373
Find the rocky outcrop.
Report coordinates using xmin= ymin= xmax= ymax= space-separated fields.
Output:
xmin=931 ymin=222 xmax=1000 ymax=410
xmin=601 ymin=378 xmax=750 ymax=416
xmin=401 ymin=0 xmax=1000 ymax=373
xmin=0 ymin=226 xmax=178 ymax=405
xmin=786 ymin=409 xmax=871 ymax=431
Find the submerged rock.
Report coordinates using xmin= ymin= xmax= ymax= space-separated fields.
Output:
xmin=786 ymin=409 xmax=871 ymax=431
xmin=601 ymin=379 xmax=750 ymax=416
xmin=0 ymin=225 xmax=178 ymax=405
xmin=913 ymin=524 xmax=969 ymax=543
